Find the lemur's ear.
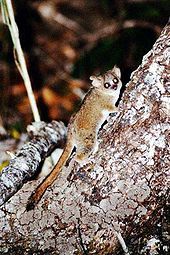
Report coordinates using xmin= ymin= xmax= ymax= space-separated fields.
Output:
xmin=112 ymin=65 xmax=121 ymax=78
xmin=90 ymin=75 xmax=103 ymax=87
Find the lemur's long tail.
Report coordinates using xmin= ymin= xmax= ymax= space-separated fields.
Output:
xmin=26 ymin=140 xmax=74 ymax=211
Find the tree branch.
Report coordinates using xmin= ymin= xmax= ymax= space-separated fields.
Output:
xmin=0 ymin=23 xmax=169 ymax=254
xmin=0 ymin=121 xmax=66 ymax=206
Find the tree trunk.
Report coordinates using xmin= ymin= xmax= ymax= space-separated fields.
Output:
xmin=0 ymin=23 xmax=169 ymax=255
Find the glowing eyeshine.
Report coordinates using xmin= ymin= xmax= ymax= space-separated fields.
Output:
xmin=104 ymin=82 xmax=111 ymax=88
xmin=113 ymin=77 xmax=119 ymax=84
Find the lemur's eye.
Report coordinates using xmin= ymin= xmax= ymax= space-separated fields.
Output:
xmin=104 ymin=82 xmax=111 ymax=88
xmin=113 ymin=77 xmax=119 ymax=84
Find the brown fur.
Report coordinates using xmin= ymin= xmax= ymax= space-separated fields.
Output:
xmin=26 ymin=66 xmax=122 ymax=210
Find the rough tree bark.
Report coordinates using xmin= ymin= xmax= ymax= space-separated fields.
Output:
xmin=0 ymin=23 xmax=169 ymax=255
xmin=0 ymin=121 xmax=66 ymax=206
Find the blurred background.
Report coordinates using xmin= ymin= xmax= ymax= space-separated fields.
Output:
xmin=0 ymin=0 xmax=169 ymax=133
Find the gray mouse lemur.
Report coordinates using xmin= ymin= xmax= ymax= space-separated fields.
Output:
xmin=27 ymin=66 xmax=122 ymax=210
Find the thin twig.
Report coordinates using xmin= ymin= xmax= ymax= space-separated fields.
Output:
xmin=115 ymin=231 xmax=130 ymax=255
xmin=76 ymin=218 xmax=88 ymax=255
xmin=0 ymin=0 xmax=40 ymax=122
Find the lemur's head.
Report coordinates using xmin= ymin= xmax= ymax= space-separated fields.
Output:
xmin=90 ymin=66 xmax=122 ymax=93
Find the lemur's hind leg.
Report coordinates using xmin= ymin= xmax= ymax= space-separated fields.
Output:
xmin=75 ymin=134 xmax=97 ymax=165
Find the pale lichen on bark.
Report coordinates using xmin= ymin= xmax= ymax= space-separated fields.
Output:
xmin=0 ymin=121 xmax=66 ymax=206
xmin=0 ymin=23 xmax=169 ymax=254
